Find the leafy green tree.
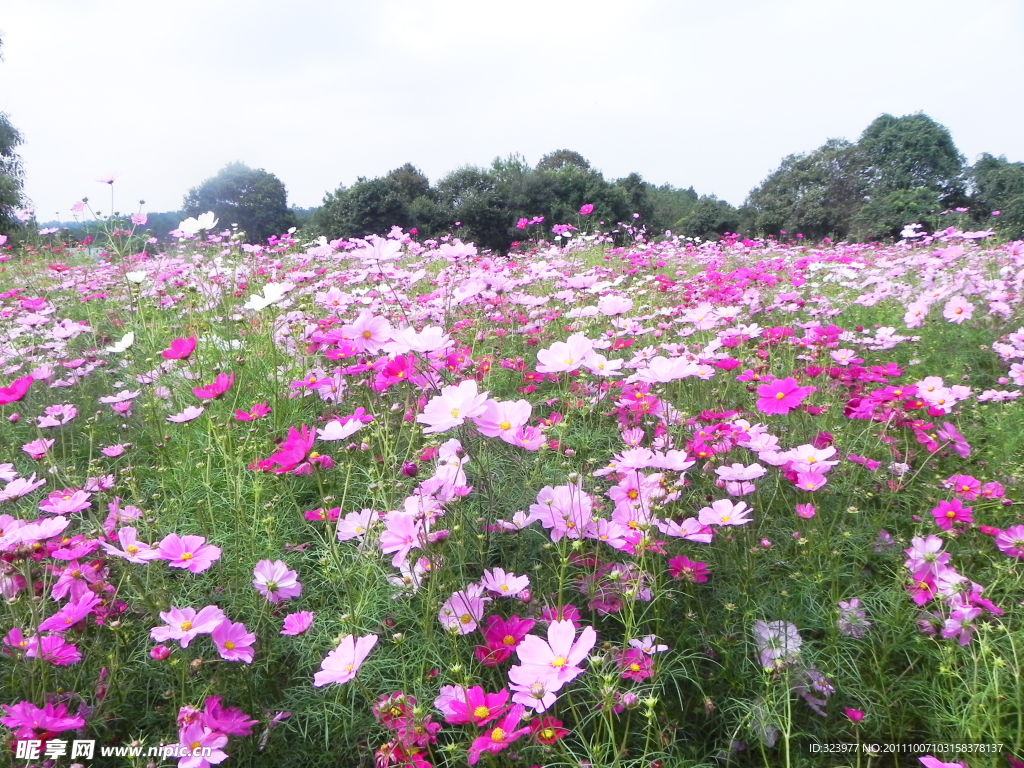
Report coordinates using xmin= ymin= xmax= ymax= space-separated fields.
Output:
xmin=535 ymin=149 xmax=591 ymax=172
xmin=745 ymin=139 xmax=865 ymax=240
xmin=647 ymin=184 xmax=699 ymax=234
xmin=969 ymin=153 xmax=1024 ymax=240
xmin=856 ymin=113 xmax=964 ymax=200
xmin=614 ymin=173 xmax=655 ymax=225
xmin=0 ymin=35 xmax=26 ymax=235
xmin=183 ymin=162 xmax=296 ymax=243
xmin=677 ymin=195 xmax=741 ymax=240
xmin=312 ymin=164 xmax=432 ymax=240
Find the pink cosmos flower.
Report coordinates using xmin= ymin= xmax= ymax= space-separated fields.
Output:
xmin=579 ymin=204 xmax=594 ymax=215
xmin=257 ymin=424 xmax=315 ymax=473
xmin=536 ymin=333 xmax=594 ymax=373
xmin=444 ymin=686 xmax=510 ymax=726
xmin=919 ymin=757 xmax=967 ymax=768
xmin=38 ymin=592 xmax=102 ymax=632
xmin=212 ymin=619 xmax=256 ymax=663
xmin=100 ymin=526 xmax=160 ymax=564
xmin=150 ymin=605 xmax=227 ymax=648
xmin=0 ymin=700 xmax=85 ymax=740
xmin=157 ymin=533 xmax=222 ymax=573
xmin=313 ymin=633 xmax=379 ymax=686
xmin=942 ymin=296 xmax=974 ymax=324
xmin=235 ymin=402 xmax=271 ymax=421
xmin=193 ymin=372 xmax=234 ymax=400
xmin=281 ymin=611 xmax=315 ymax=635
xmin=755 ymin=377 xmax=816 ymax=415
xmin=39 ymin=489 xmax=91 ymax=515
xmin=467 ymin=704 xmax=530 ymax=765
xmin=795 ymin=503 xmax=816 ymax=519
xmin=480 ymin=567 xmax=530 ymax=597
xmin=379 ymin=512 xmax=422 ymax=567
xmin=995 ymin=525 xmax=1024 ymax=559
xmin=25 ymin=634 xmax=82 ymax=665
xmin=252 ymin=559 xmax=302 ymax=603
xmin=174 ymin=723 xmax=229 ymax=768
xmin=341 ymin=310 xmax=392 ymax=354
xmin=167 ymin=406 xmax=205 ymax=423
xmin=514 ymin=619 xmax=597 ymax=688
xmin=668 ymin=555 xmax=709 ymax=583
xmin=0 ymin=375 xmax=33 ymax=405
xmin=473 ymin=399 xmax=532 ymax=442
xmin=162 ymin=335 xmax=197 ymax=360
xmin=417 ymin=379 xmax=491 ymax=434
xmin=844 ymin=707 xmax=865 ymax=723
xmin=101 ymin=443 xmax=130 ymax=457
xmin=439 ymin=585 xmax=490 ymax=634
xmin=22 ymin=438 xmax=55 ymax=460
xmin=936 ymin=422 xmax=970 ymax=458
xmin=36 ymin=403 xmax=77 ymax=428
xmin=932 ymin=499 xmax=972 ymax=531
xmin=698 ymin=499 xmax=753 ymax=527
xmin=151 ymin=645 xmax=171 ymax=660
xmin=0 ymin=473 xmax=46 ymax=502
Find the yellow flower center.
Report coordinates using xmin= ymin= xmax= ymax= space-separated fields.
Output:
xmin=503 ymin=635 xmax=516 ymax=645
xmin=541 ymin=727 xmax=555 ymax=739
xmin=490 ymin=727 xmax=506 ymax=742
xmin=180 ymin=552 xmax=193 ymax=561
xmin=627 ymin=489 xmax=638 ymax=500
xmin=181 ymin=621 xmax=193 ymax=631
xmin=499 ymin=421 xmax=511 ymax=431
xmin=776 ymin=392 xmax=785 ymax=399
xmin=473 ymin=705 xmax=490 ymax=719
xmin=460 ymin=613 xmax=472 ymax=624
xmin=721 ymin=516 xmax=731 ymax=523
xmin=363 ymin=330 xmax=372 ymax=338
xmin=224 ymin=641 xmax=235 ymax=650
xmin=191 ymin=741 xmax=202 ymax=750
xmin=630 ymin=662 xmax=641 ymax=672
xmin=451 ymin=408 xmax=460 ymax=419
xmin=126 ymin=545 xmax=139 ymax=554
xmin=551 ymin=656 xmax=567 ymax=668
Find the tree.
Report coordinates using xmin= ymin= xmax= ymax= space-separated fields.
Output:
xmin=969 ymin=153 xmax=1024 ymax=240
xmin=312 ymin=163 xmax=432 ymax=240
xmin=746 ymin=139 xmax=865 ymax=240
xmin=0 ymin=34 xmax=26 ymax=234
xmin=535 ymin=149 xmax=591 ymax=172
xmin=183 ymin=162 xmax=296 ymax=243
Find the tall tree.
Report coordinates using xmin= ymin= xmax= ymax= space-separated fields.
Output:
xmin=970 ymin=153 xmax=1024 ymax=240
xmin=312 ymin=163 xmax=431 ymax=240
xmin=183 ymin=162 xmax=296 ymax=243
xmin=0 ymin=34 xmax=27 ymax=234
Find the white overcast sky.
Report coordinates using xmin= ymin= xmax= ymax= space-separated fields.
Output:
xmin=3 ymin=0 xmax=1023 ymax=221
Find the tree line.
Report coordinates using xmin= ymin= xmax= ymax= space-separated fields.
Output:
xmin=5 ymin=108 xmax=1024 ymax=245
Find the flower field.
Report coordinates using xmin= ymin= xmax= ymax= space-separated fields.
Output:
xmin=1 ymin=216 xmax=1023 ymax=768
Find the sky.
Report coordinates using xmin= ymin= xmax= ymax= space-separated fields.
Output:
xmin=3 ymin=0 xmax=1023 ymax=222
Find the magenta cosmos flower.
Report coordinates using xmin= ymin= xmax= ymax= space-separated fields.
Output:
xmin=467 ymin=704 xmax=530 ymax=765
xmin=756 ymin=377 xmax=815 ymax=415
xmin=157 ymin=533 xmax=222 ymax=573
xmin=252 ymin=559 xmax=302 ymax=603
xmin=0 ymin=375 xmax=33 ymax=406
xmin=313 ymin=633 xmax=379 ymax=686
xmin=193 ymin=372 xmax=234 ymax=400
xmin=1 ymin=700 xmax=85 ymax=740
xmin=162 ymin=335 xmax=197 ymax=360
xmin=931 ymin=499 xmax=972 ymax=531
xmin=579 ymin=204 xmax=594 ymax=215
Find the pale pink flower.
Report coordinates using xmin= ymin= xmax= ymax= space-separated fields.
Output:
xmin=252 ymin=560 xmax=302 ymax=604
xmin=281 ymin=611 xmax=315 ymax=636
xmin=480 ymin=567 xmax=530 ymax=597
xmin=417 ymin=380 xmax=490 ymax=434
xmin=313 ymin=633 xmax=379 ymax=686
xmin=150 ymin=605 xmax=226 ymax=648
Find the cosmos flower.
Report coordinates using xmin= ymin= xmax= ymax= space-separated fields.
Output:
xmin=157 ymin=533 xmax=222 ymax=573
xmin=313 ymin=633 xmax=379 ymax=686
